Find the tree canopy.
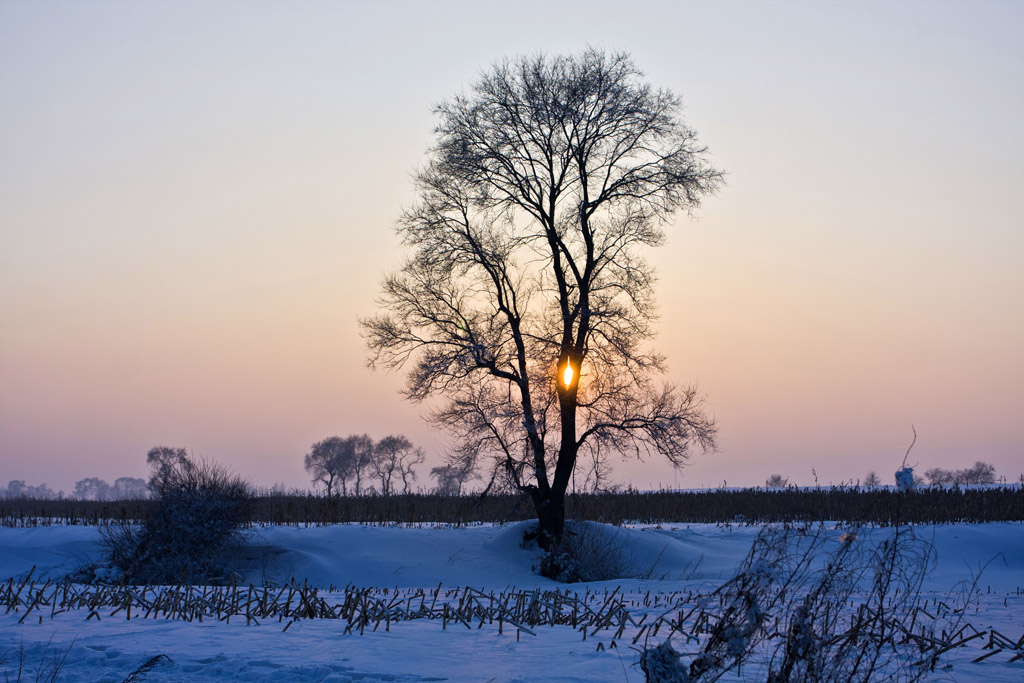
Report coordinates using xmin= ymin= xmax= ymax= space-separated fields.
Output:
xmin=363 ymin=49 xmax=721 ymax=543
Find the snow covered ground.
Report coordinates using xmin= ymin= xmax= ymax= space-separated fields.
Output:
xmin=2 ymin=521 xmax=1022 ymax=681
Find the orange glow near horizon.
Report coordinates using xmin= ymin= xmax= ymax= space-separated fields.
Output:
xmin=562 ymin=362 xmax=574 ymax=387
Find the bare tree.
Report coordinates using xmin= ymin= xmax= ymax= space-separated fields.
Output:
xmin=958 ymin=460 xmax=997 ymax=484
xmin=364 ymin=49 xmax=721 ymax=545
xmin=7 ymin=480 xmax=145 ymax=500
xmin=3 ymin=480 xmax=27 ymax=499
xmin=305 ymin=434 xmax=376 ymax=496
xmin=74 ymin=477 xmax=112 ymax=501
xmin=925 ymin=461 xmax=997 ymax=486
xmin=305 ymin=437 xmax=347 ymax=496
xmin=397 ymin=446 xmax=424 ymax=493
xmin=343 ymin=434 xmax=374 ymax=495
xmin=430 ymin=455 xmax=479 ymax=496
xmin=923 ymin=467 xmax=953 ymax=486
xmin=765 ymin=474 xmax=788 ymax=488
xmin=371 ymin=435 xmax=425 ymax=495
xmin=146 ymin=446 xmax=192 ymax=493
xmin=863 ymin=471 xmax=881 ymax=487
xmin=4 ymin=480 xmax=59 ymax=500
xmin=580 ymin=443 xmax=619 ymax=493
xmin=112 ymin=476 xmax=148 ymax=499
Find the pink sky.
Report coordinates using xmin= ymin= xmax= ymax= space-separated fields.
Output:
xmin=2 ymin=1 xmax=1021 ymax=493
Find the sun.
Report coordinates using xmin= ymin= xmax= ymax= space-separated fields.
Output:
xmin=562 ymin=362 xmax=574 ymax=387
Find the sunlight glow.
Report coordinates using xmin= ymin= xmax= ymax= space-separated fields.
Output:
xmin=563 ymin=362 xmax=574 ymax=387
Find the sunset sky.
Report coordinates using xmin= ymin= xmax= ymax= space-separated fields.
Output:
xmin=2 ymin=0 xmax=1021 ymax=494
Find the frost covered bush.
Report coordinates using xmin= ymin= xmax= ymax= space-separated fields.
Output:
xmin=641 ymin=524 xmax=937 ymax=682
xmin=894 ymin=466 xmax=916 ymax=491
xmin=101 ymin=457 xmax=252 ymax=584
xmin=534 ymin=521 xmax=636 ymax=582
xmin=640 ymin=641 xmax=690 ymax=682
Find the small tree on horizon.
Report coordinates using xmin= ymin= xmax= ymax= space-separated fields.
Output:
xmin=430 ymin=457 xmax=479 ymax=496
xmin=924 ymin=467 xmax=954 ymax=486
xmin=112 ymin=476 xmax=149 ymax=499
xmin=146 ymin=446 xmax=192 ymax=492
xmin=343 ymin=434 xmax=374 ymax=495
xmin=304 ymin=434 xmax=379 ymax=496
xmin=363 ymin=49 xmax=721 ymax=546
xmin=305 ymin=437 xmax=346 ymax=496
xmin=74 ymin=477 xmax=112 ymax=501
xmin=3 ymin=480 xmax=59 ymax=500
xmin=925 ymin=461 xmax=997 ymax=486
xmin=958 ymin=461 xmax=997 ymax=485
xmin=371 ymin=435 xmax=425 ymax=495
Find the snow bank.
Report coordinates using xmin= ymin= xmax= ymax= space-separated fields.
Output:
xmin=246 ymin=521 xmax=548 ymax=588
xmin=3 ymin=522 xmax=1023 ymax=592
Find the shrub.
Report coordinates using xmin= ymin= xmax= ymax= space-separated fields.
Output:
xmin=640 ymin=641 xmax=689 ymax=682
xmin=642 ymin=524 xmax=938 ymax=682
xmin=101 ymin=458 xmax=252 ymax=584
xmin=533 ymin=521 xmax=639 ymax=582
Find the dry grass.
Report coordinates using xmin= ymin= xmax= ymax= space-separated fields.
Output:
xmin=2 ymin=571 xmax=1020 ymax=669
xmin=2 ymin=486 xmax=1021 ymax=528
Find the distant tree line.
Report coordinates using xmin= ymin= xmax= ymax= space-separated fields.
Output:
xmin=304 ymin=434 xmax=426 ymax=496
xmin=3 ymin=477 xmax=149 ymax=501
xmin=2 ymin=448 xmax=164 ymax=501
xmin=3 ymin=480 xmax=60 ymax=500
xmin=73 ymin=476 xmax=148 ymax=500
xmin=1 ymin=451 xmax=1013 ymax=502
xmin=5 ymin=487 xmax=1023 ymax=527
xmin=760 ymin=461 xmax=1004 ymax=491
xmin=923 ymin=461 xmax=997 ymax=486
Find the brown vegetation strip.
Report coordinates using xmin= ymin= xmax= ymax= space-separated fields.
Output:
xmin=2 ymin=487 xmax=1023 ymax=528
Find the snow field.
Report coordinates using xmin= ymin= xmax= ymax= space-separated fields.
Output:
xmin=2 ymin=521 xmax=1023 ymax=681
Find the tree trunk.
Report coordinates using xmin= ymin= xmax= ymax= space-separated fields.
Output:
xmin=531 ymin=385 xmax=579 ymax=549
xmin=531 ymin=489 xmax=565 ymax=550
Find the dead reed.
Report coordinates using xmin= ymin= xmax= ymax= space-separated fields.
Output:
xmin=2 ymin=572 xmax=1020 ymax=667
xmin=2 ymin=486 xmax=1021 ymax=528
